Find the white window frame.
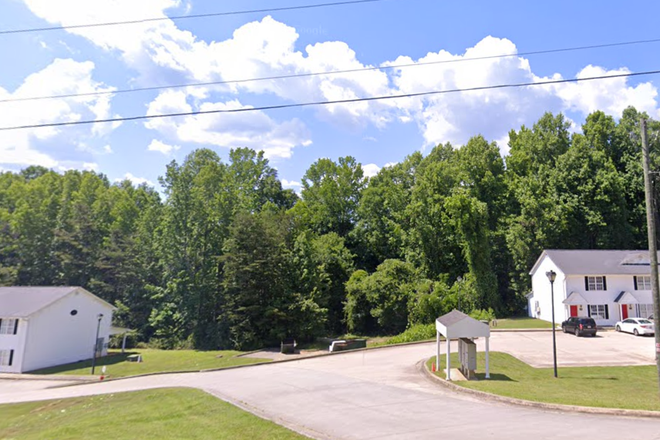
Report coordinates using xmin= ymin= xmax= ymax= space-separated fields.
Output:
xmin=635 ymin=276 xmax=652 ymax=290
xmin=589 ymin=304 xmax=607 ymax=320
xmin=587 ymin=276 xmax=605 ymax=291
xmin=0 ymin=319 xmax=16 ymax=335
xmin=0 ymin=349 xmax=12 ymax=366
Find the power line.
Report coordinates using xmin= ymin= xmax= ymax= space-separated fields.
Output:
xmin=0 ymin=0 xmax=391 ymax=35
xmin=4 ymin=37 xmax=660 ymax=104
xmin=2 ymin=69 xmax=659 ymax=132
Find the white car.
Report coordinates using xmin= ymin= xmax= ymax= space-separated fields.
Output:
xmin=615 ymin=318 xmax=655 ymax=336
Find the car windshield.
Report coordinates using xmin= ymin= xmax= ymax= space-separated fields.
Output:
xmin=638 ymin=319 xmax=652 ymax=324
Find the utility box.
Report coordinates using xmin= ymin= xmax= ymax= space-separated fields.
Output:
xmin=458 ymin=338 xmax=477 ymax=380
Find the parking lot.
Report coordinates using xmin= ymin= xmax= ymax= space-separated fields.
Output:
xmin=479 ymin=329 xmax=656 ymax=368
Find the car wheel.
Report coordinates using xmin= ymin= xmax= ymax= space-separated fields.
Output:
xmin=634 ymin=328 xmax=639 ymax=336
xmin=574 ymin=328 xmax=580 ymax=337
xmin=615 ymin=325 xmax=621 ymax=332
xmin=562 ymin=326 xmax=567 ymax=333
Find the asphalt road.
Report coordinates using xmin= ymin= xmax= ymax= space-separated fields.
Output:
xmin=1 ymin=333 xmax=659 ymax=440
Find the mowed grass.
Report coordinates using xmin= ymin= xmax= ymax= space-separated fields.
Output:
xmin=427 ymin=352 xmax=660 ymax=411
xmin=0 ymin=388 xmax=306 ymax=440
xmin=492 ymin=317 xmax=555 ymax=329
xmin=29 ymin=349 xmax=270 ymax=378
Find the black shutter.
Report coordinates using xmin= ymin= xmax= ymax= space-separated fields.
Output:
xmin=584 ymin=277 xmax=589 ymax=291
xmin=603 ymin=277 xmax=607 ymax=291
xmin=587 ymin=306 xmax=591 ymax=317
xmin=634 ymin=276 xmax=638 ymax=290
xmin=605 ymin=305 xmax=609 ymax=320
xmin=0 ymin=319 xmax=2 ymax=331
xmin=13 ymin=320 xmax=18 ymax=335
xmin=8 ymin=349 xmax=13 ymax=366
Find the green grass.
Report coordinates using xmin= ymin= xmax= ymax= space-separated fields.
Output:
xmin=493 ymin=317 xmax=555 ymax=329
xmin=0 ymin=388 xmax=306 ymax=440
xmin=29 ymin=349 xmax=270 ymax=378
xmin=427 ymin=352 xmax=660 ymax=411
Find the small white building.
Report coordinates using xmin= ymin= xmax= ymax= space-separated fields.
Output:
xmin=0 ymin=286 xmax=115 ymax=373
xmin=527 ymin=250 xmax=657 ymax=326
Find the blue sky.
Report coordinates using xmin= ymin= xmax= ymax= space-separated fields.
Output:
xmin=1 ymin=0 xmax=659 ymax=190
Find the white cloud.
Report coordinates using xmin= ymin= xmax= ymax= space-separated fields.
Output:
xmin=83 ymin=162 xmax=99 ymax=171
xmin=362 ymin=163 xmax=381 ymax=178
xmin=103 ymin=145 xmax=113 ymax=153
xmin=20 ymin=2 xmax=660 ymax=154
xmin=148 ymin=139 xmax=180 ymax=155
xmin=0 ymin=58 xmax=116 ymax=168
xmin=281 ymin=179 xmax=302 ymax=188
xmin=115 ymin=172 xmax=154 ymax=187
xmin=145 ymin=94 xmax=312 ymax=159
xmin=555 ymin=65 xmax=658 ymax=117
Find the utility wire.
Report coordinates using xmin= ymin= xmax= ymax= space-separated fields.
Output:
xmin=3 ymin=37 xmax=660 ymax=104
xmin=2 ymin=69 xmax=659 ymax=132
xmin=0 ymin=0 xmax=391 ymax=35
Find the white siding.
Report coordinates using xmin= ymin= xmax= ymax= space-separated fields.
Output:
xmin=21 ymin=289 xmax=113 ymax=372
xmin=0 ymin=319 xmax=28 ymax=373
xmin=529 ymin=256 xmax=566 ymax=324
xmin=565 ymin=274 xmax=641 ymax=325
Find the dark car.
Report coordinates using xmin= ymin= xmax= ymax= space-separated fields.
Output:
xmin=561 ymin=317 xmax=597 ymax=337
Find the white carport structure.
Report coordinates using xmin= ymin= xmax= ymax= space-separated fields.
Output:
xmin=109 ymin=326 xmax=136 ymax=353
xmin=435 ymin=310 xmax=490 ymax=381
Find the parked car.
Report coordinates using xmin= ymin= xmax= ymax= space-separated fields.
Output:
xmin=615 ymin=318 xmax=655 ymax=336
xmin=561 ymin=317 xmax=597 ymax=337
xmin=649 ymin=314 xmax=654 ymax=322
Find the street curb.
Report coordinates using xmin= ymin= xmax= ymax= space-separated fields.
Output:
xmin=420 ymin=358 xmax=660 ymax=419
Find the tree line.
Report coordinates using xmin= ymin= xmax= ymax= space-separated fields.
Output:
xmin=0 ymin=107 xmax=658 ymax=350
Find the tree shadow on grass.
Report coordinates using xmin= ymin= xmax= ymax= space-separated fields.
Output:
xmin=29 ymin=352 xmax=139 ymax=375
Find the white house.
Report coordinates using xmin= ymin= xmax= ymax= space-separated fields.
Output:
xmin=0 ymin=286 xmax=115 ymax=373
xmin=527 ymin=250 xmax=658 ymax=326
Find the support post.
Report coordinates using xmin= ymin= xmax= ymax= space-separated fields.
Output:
xmin=436 ymin=331 xmax=440 ymax=373
xmin=121 ymin=333 xmax=128 ymax=354
xmin=485 ymin=336 xmax=490 ymax=379
xmin=641 ymin=117 xmax=660 ymax=394
xmin=446 ymin=337 xmax=451 ymax=381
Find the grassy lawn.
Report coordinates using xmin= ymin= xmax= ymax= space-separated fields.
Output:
xmin=427 ymin=352 xmax=660 ymax=411
xmin=29 ymin=349 xmax=270 ymax=378
xmin=0 ymin=388 xmax=306 ymax=440
xmin=493 ymin=317 xmax=555 ymax=329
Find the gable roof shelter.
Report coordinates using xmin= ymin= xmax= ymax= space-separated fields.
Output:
xmin=435 ymin=310 xmax=490 ymax=381
xmin=529 ymin=250 xmax=660 ymax=276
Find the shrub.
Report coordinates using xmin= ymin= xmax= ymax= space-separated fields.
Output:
xmin=386 ymin=323 xmax=436 ymax=345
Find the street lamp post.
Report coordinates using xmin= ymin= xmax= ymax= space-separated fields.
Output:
xmin=546 ymin=270 xmax=558 ymax=378
xmin=91 ymin=313 xmax=104 ymax=375
xmin=457 ymin=276 xmax=462 ymax=312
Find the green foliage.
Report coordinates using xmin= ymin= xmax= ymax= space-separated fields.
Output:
xmin=1 ymin=108 xmax=658 ymax=349
xmin=469 ymin=308 xmax=497 ymax=322
xmin=386 ymin=323 xmax=436 ymax=344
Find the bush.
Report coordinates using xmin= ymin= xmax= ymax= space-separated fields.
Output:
xmin=386 ymin=323 xmax=436 ymax=345
xmin=469 ymin=308 xmax=496 ymax=322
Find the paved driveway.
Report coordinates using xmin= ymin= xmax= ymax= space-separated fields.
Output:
xmin=480 ymin=330 xmax=656 ymax=367
xmin=1 ymin=335 xmax=659 ymax=440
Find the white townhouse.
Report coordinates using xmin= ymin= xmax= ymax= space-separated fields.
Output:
xmin=0 ymin=286 xmax=115 ymax=373
xmin=527 ymin=250 xmax=657 ymax=326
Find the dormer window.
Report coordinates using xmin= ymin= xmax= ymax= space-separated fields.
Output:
xmin=585 ymin=276 xmax=606 ymax=291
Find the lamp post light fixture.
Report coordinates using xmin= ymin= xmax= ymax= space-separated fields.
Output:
xmin=546 ymin=270 xmax=558 ymax=378
xmin=457 ymin=276 xmax=462 ymax=312
xmin=91 ymin=313 xmax=104 ymax=375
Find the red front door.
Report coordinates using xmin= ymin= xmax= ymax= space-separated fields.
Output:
xmin=570 ymin=305 xmax=578 ymax=317
xmin=621 ymin=305 xmax=629 ymax=319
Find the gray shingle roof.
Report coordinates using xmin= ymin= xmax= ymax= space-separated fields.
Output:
xmin=0 ymin=286 xmax=80 ymax=318
xmin=436 ymin=309 xmax=471 ymax=327
xmin=530 ymin=250 xmax=660 ymax=276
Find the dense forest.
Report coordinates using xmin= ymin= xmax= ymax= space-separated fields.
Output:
xmin=1 ymin=108 xmax=658 ymax=350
